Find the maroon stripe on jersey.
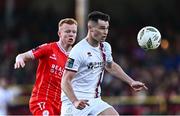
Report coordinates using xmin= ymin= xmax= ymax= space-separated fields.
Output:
xmin=95 ymin=43 xmax=106 ymax=98
xmin=95 ymin=72 xmax=103 ymax=98
xmin=100 ymin=43 xmax=106 ymax=62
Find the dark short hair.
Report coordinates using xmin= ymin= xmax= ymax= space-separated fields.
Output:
xmin=88 ymin=11 xmax=110 ymax=22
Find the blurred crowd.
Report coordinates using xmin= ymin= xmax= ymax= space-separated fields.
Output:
xmin=0 ymin=0 xmax=180 ymax=114
xmin=102 ymin=24 xmax=180 ymax=97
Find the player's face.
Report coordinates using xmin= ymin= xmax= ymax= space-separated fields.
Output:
xmin=58 ymin=23 xmax=77 ymax=45
xmin=91 ymin=19 xmax=109 ymax=42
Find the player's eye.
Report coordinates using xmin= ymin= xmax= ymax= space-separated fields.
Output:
xmin=99 ymin=26 xmax=109 ymax=30
xmin=72 ymin=30 xmax=77 ymax=34
xmin=65 ymin=30 xmax=71 ymax=33
xmin=65 ymin=30 xmax=77 ymax=34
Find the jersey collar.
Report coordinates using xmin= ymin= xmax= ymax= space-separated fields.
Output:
xmin=57 ymin=40 xmax=70 ymax=56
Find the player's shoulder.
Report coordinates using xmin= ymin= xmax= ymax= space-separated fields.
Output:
xmin=48 ymin=42 xmax=57 ymax=46
xmin=102 ymin=41 xmax=112 ymax=52
xmin=44 ymin=41 xmax=59 ymax=48
xmin=38 ymin=42 xmax=56 ymax=51
xmin=72 ymin=39 xmax=87 ymax=50
xmin=102 ymin=41 xmax=111 ymax=47
xmin=32 ymin=43 xmax=48 ymax=51
xmin=69 ymin=39 xmax=87 ymax=56
xmin=38 ymin=42 xmax=53 ymax=47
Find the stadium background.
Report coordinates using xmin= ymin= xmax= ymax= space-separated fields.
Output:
xmin=0 ymin=0 xmax=179 ymax=115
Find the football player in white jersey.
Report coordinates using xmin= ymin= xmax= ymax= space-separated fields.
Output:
xmin=61 ymin=11 xmax=148 ymax=115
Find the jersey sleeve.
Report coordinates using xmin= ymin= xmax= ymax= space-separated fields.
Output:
xmin=31 ymin=43 xmax=51 ymax=59
xmin=103 ymin=42 xmax=113 ymax=63
xmin=65 ymin=45 xmax=82 ymax=72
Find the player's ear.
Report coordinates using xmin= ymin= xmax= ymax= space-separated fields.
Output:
xmin=88 ymin=21 xmax=94 ymax=32
xmin=88 ymin=26 xmax=92 ymax=32
xmin=88 ymin=25 xmax=95 ymax=33
xmin=88 ymin=23 xmax=91 ymax=29
xmin=57 ymin=30 xmax=61 ymax=37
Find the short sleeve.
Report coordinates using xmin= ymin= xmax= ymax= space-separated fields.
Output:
xmin=103 ymin=42 xmax=113 ymax=63
xmin=32 ymin=43 xmax=51 ymax=59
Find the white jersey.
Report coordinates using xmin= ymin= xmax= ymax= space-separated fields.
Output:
xmin=61 ymin=38 xmax=113 ymax=101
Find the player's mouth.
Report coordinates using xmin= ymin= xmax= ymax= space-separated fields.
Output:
xmin=68 ymin=38 xmax=74 ymax=42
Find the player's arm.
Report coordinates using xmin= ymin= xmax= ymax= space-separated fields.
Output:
xmin=61 ymin=70 xmax=89 ymax=110
xmin=105 ymin=61 xmax=148 ymax=91
xmin=61 ymin=70 xmax=77 ymax=103
xmin=103 ymin=42 xmax=147 ymax=91
xmin=103 ymin=42 xmax=134 ymax=85
xmin=14 ymin=43 xmax=49 ymax=69
xmin=105 ymin=62 xmax=134 ymax=85
xmin=14 ymin=50 xmax=34 ymax=69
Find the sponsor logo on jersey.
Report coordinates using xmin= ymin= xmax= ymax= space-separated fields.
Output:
xmin=66 ymin=57 xmax=75 ymax=68
xmin=87 ymin=62 xmax=104 ymax=69
xmin=50 ymin=64 xmax=64 ymax=76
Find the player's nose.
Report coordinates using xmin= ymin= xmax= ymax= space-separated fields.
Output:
xmin=69 ymin=32 xmax=76 ymax=37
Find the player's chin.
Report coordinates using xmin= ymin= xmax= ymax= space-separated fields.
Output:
xmin=100 ymin=38 xmax=106 ymax=42
xmin=68 ymin=41 xmax=75 ymax=45
xmin=101 ymin=37 xmax=107 ymax=41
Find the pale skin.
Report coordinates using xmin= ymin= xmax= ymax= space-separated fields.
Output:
xmin=14 ymin=23 xmax=77 ymax=69
xmin=61 ymin=19 xmax=148 ymax=115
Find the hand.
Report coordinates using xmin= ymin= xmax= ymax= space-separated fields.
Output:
xmin=130 ymin=81 xmax=148 ymax=92
xmin=72 ymin=99 xmax=89 ymax=110
xmin=14 ymin=55 xmax=25 ymax=69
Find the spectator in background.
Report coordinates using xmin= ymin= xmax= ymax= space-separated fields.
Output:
xmin=14 ymin=18 xmax=77 ymax=115
xmin=0 ymin=77 xmax=21 ymax=115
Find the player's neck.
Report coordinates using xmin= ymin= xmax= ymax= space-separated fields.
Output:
xmin=86 ymin=34 xmax=99 ymax=47
xmin=58 ymin=40 xmax=72 ymax=52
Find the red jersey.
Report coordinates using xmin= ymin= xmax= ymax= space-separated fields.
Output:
xmin=30 ymin=42 xmax=68 ymax=111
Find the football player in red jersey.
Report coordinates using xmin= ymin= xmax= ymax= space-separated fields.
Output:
xmin=14 ymin=18 xmax=77 ymax=115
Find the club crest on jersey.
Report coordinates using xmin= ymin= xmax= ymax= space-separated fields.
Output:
xmin=66 ymin=57 xmax=74 ymax=68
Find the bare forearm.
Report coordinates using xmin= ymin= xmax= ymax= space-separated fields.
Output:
xmin=61 ymin=78 xmax=78 ymax=103
xmin=14 ymin=51 xmax=34 ymax=69
xmin=18 ymin=51 xmax=34 ymax=61
xmin=106 ymin=62 xmax=134 ymax=85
